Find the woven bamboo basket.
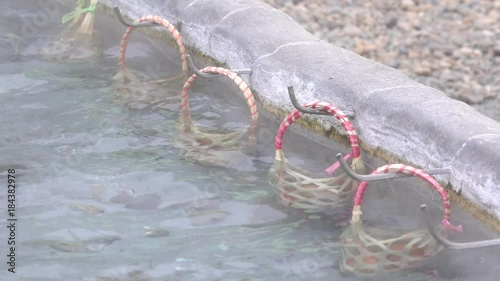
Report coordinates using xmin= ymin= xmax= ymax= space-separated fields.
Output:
xmin=113 ymin=15 xmax=188 ymax=107
xmin=268 ymin=100 xmax=365 ymax=213
xmin=339 ymin=164 xmax=463 ymax=277
xmin=173 ymin=66 xmax=258 ymax=167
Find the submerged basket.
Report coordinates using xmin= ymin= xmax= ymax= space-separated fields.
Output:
xmin=116 ymin=15 xmax=188 ymax=78
xmin=268 ymin=100 xmax=365 ymax=212
xmin=42 ymin=0 xmax=101 ymax=62
xmin=173 ymin=66 xmax=259 ymax=167
xmin=112 ymin=15 xmax=188 ymax=107
xmin=339 ymin=164 xmax=462 ymax=277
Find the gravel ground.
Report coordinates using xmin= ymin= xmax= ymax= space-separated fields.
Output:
xmin=262 ymin=0 xmax=500 ymax=122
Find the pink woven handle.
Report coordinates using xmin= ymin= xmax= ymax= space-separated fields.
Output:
xmin=180 ymin=66 xmax=258 ymax=126
xmin=275 ymin=100 xmax=360 ymax=170
xmin=118 ymin=15 xmax=188 ymax=75
xmin=354 ymin=164 xmax=462 ymax=232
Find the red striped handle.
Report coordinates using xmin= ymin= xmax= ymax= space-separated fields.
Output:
xmin=275 ymin=100 xmax=360 ymax=160
xmin=354 ymin=164 xmax=462 ymax=232
xmin=180 ymin=66 xmax=258 ymax=142
xmin=180 ymin=66 xmax=257 ymax=119
xmin=118 ymin=15 xmax=188 ymax=76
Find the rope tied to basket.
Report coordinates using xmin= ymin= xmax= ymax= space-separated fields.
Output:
xmin=174 ymin=66 xmax=258 ymax=167
xmin=116 ymin=15 xmax=188 ymax=81
xmin=268 ymin=100 xmax=365 ymax=212
xmin=61 ymin=0 xmax=96 ymax=24
xmin=339 ymin=164 xmax=462 ymax=277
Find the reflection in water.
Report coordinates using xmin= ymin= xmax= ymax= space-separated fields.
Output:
xmin=112 ymin=12 xmax=188 ymax=110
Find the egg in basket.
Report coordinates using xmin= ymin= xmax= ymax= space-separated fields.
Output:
xmin=339 ymin=164 xmax=463 ymax=277
xmin=112 ymin=15 xmax=188 ymax=108
xmin=268 ymin=100 xmax=365 ymax=213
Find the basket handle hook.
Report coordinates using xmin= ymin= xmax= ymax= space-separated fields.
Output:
xmin=287 ymin=86 xmax=354 ymax=118
xmin=114 ymin=7 xmax=160 ymax=28
xmin=186 ymin=54 xmax=252 ymax=78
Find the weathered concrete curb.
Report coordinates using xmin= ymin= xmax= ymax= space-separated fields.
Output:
xmin=99 ymin=0 xmax=500 ymax=225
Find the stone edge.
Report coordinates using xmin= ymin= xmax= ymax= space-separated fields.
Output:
xmin=99 ymin=0 xmax=500 ymax=229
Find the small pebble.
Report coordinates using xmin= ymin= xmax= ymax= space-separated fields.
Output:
xmin=125 ymin=193 xmax=161 ymax=210
xmin=110 ymin=189 xmax=135 ymax=204
xmin=90 ymin=184 xmax=105 ymax=200
xmin=260 ymin=0 xmax=499 ymax=121
xmin=189 ymin=210 xmax=229 ymax=226
xmin=128 ymin=270 xmax=153 ymax=280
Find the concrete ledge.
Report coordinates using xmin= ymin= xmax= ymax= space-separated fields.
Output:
xmin=100 ymin=0 xmax=500 ymax=225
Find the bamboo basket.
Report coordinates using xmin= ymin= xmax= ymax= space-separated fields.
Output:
xmin=113 ymin=15 xmax=188 ymax=107
xmin=116 ymin=15 xmax=188 ymax=79
xmin=173 ymin=66 xmax=258 ymax=167
xmin=268 ymin=100 xmax=365 ymax=213
xmin=339 ymin=164 xmax=463 ymax=277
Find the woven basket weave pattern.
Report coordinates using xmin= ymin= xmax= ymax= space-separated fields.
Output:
xmin=269 ymin=100 xmax=363 ymax=212
xmin=340 ymin=164 xmax=461 ymax=276
xmin=174 ymin=67 xmax=258 ymax=167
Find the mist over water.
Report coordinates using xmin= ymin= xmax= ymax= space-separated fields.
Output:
xmin=0 ymin=1 xmax=499 ymax=280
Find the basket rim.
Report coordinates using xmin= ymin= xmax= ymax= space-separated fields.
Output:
xmin=351 ymin=165 xmax=462 ymax=233
xmin=117 ymin=15 xmax=189 ymax=77
xmin=274 ymin=100 xmax=362 ymax=176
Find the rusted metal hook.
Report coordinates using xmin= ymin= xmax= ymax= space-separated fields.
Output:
xmin=420 ymin=204 xmax=500 ymax=249
xmin=288 ymin=86 xmax=354 ymax=118
xmin=114 ymin=7 xmax=160 ymax=28
xmin=335 ymin=153 xmax=450 ymax=181
xmin=185 ymin=54 xmax=252 ymax=78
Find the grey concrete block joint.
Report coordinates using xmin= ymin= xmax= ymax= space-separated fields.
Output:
xmin=101 ymin=0 xmax=500 ymax=221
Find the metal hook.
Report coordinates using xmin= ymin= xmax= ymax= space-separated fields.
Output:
xmin=185 ymin=54 xmax=252 ymax=78
xmin=288 ymin=86 xmax=354 ymax=118
xmin=114 ymin=7 xmax=160 ymax=28
xmin=420 ymin=204 xmax=500 ymax=249
xmin=335 ymin=153 xmax=450 ymax=181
